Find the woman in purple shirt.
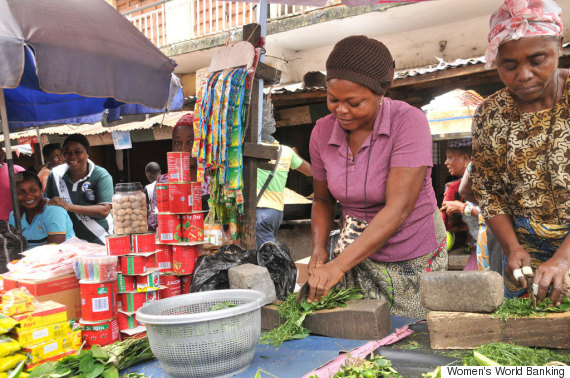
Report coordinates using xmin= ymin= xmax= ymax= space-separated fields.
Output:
xmin=307 ymin=36 xmax=447 ymax=318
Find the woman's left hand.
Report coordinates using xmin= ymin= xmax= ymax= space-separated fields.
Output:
xmin=440 ymin=200 xmax=464 ymax=215
xmin=48 ymin=197 xmax=69 ymax=211
xmin=533 ymin=256 xmax=570 ymax=306
xmin=306 ymin=260 xmax=346 ymax=303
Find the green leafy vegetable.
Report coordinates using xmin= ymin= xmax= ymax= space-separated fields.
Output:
xmin=492 ymin=295 xmax=570 ymax=322
xmin=260 ymin=287 xmax=363 ymax=347
xmin=209 ymin=302 xmax=238 ymax=311
xmin=463 ymin=343 xmax=570 ymax=366
xmin=333 ymin=352 xmax=398 ymax=377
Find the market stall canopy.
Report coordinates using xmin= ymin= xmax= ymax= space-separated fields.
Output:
xmin=228 ymin=0 xmax=432 ymax=6
xmin=0 ymin=0 xmax=180 ymax=132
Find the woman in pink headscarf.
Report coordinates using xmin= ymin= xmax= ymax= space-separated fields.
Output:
xmin=471 ymin=0 xmax=569 ymax=305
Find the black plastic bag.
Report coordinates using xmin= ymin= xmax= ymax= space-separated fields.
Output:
xmin=0 ymin=220 xmax=27 ymax=274
xmin=257 ymin=241 xmax=297 ymax=300
xmin=190 ymin=244 xmax=257 ymax=292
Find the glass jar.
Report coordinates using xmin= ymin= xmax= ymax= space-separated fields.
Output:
xmin=112 ymin=182 xmax=147 ymax=235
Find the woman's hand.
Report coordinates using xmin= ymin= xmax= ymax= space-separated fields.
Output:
xmin=48 ymin=197 xmax=69 ymax=211
xmin=534 ymin=256 xmax=570 ymax=306
xmin=308 ymin=247 xmax=328 ymax=273
xmin=440 ymin=200 xmax=464 ymax=215
xmin=306 ymin=259 xmax=346 ymax=303
xmin=505 ymin=245 xmax=532 ymax=288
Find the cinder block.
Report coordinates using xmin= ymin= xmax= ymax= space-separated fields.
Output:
xmin=229 ymin=263 xmax=276 ymax=305
xmin=420 ymin=271 xmax=504 ymax=313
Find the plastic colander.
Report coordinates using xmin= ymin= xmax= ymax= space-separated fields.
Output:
xmin=136 ymin=289 xmax=266 ymax=378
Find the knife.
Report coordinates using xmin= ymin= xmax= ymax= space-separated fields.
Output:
xmin=296 ymin=282 xmax=310 ymax=304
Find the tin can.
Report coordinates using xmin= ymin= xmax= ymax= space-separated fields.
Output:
xmin=80 ymin=318 xmax=119 ymax=348
xmin=172 ymin=245 xmax=197 ymax=274
xmin=105 ymin=235 xmax=131 ymax=256
xmin=167 ymin=152 xmax=191 ymax=183
xmin=156 ymin=245 xmax=173 ymax=272
xmin=117 ymin=312 xmax=139 ymax=330
xmin=159 ymin=274 xmax=181 ymax=298
xmin=181 ymin=214 xmax=204 ymax=242
xmin=121 ymin=255 xmax=148 ymax=275
xmin=168 ymin=182 xmax=192 ymax=213
xmin=132 ymin=233 xmax=156 ymax=253
xmin=136 ymin=270 xmax=160 ymax=289
xmin=180 ymin=274 xmax=192 ymax=294
xmin=121 ymin=290 xmax=160 ymax=312
xmin=190 ymin=182 xmax=202 ymax=211
xmin=79 ymin=280 xmax=118 ymax=322
xmin=117 ymin=273 xmax=135 ymax=293
xmin=157 ymin=213 xmax=181 ymax=243
xmin=156 ymin=183 xmax=170 ymax=213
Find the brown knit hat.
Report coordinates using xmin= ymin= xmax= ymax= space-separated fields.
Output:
xmin=326 ymin=35 xmax=394 ymax=95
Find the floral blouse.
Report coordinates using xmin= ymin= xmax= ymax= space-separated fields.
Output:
xmin=471 ymin=73 xmax=570 ymax=225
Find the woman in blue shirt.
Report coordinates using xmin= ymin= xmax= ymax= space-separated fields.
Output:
xmin=9 ymin=171 xmax=75 ymax=249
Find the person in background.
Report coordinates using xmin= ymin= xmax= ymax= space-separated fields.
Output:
xmin=0 ymin=148 xmax=25 ymax=222
xmin=148 ymin=113 xmax=210 ymax=231
xmin=307 ymin=36 xmax=447 ymax=318
xmin=9 ymin=171 xmax=75 ymax=249
xmin=471 ymin=0 xmax=569 ymax=305
xmin=37 ymin=143 xmax=64 ymax=191
xmin=143 ymin=162 xmax=161 ymax=212
xmin=45 ymin=134 xmax=113 ymax=245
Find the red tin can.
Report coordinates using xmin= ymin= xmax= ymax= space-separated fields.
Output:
xmin=156 ymin=245 xmax=173 ymax=272
xmin=79 ymin=280 xmax=118 ymax=322
xmin=182 ymin=213 xmax=204 ymax=242
xmin=168 ymin=182 xmax=191 ymax=213
xmin=117 ymin=273 xmax=135 ymax=293
xmin=167 ymin=152 xmax=190 ymax=183
xmin=80 ymin=318 xmax=119 ymax=348
xmin=159 ymin=274 xmax=181 ymax=298
xmin=191 ymin=182 xmax=202 ymax=211
xmin=172 ymin=245 xmax=197 ymax=274
xmin=180 ymin=274 xmax=192 ymax=294
xmin=105 ymin=235 xmax=131 ymax=256
xmin=121 ymin=255 xmax=148 ymax=275
xmin=132 ymin=233 xmax=156 ymax=253
xmin=145 ymin=253 xmax=157 ymax=269
xmin=121 ymin=290 xmax=160 ymax=312
xmin=157 ymin=213 xmax=181 ymax=243
xmin=136 ymin=270 xmax=160 ymax=289
xmin=155 ymin=183 xmax=170 ymax=213
xmin=117 ymin=312 xmax=139 ymax=330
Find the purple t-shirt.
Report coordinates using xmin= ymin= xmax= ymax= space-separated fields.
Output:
xmin=309 ymin=97 xmax=438 ymax=262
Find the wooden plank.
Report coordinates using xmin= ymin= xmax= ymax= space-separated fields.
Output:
xmin=275 ymin=105 xmax=312 ymax=127
xmin=261 ymin=299 xmax=392 ymax=340
xmin=243 ymin=142 xmax=278 ymax=160
xmin=427 ymin=311 xmax=570 ymax=349
xmin=208 ymin=41 xmax=255 ymax=73
xmin=255 ymin=62 xmax=281 ymax=85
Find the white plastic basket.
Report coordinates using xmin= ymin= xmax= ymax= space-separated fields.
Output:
xmin=136 ymin=289 xmax=266 ymax=378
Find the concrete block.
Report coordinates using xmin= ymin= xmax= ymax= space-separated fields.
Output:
xmin=420 ymin=271 xmax=504 ymax=313
xmin=229 ymin=263 xmax=276 ymax=305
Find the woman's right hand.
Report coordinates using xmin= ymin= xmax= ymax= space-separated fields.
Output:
xmin=308 ymin=247 xmax=328 ymax=273
xmin=505 ymin=246 xmax=532 ymax=288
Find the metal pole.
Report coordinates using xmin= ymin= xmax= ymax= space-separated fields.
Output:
xmin=257 ymin=0 xmax=267 ymax=143
xmin=37 ymin=127 xmax=44 ymax=165
xmin=0 ymin=89 xmax=22 ymax=233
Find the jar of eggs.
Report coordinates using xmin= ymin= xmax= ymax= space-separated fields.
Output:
xmin=112 ymin=182 xmax=147 ymax=235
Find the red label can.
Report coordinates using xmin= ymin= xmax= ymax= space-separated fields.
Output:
xmin=121 ymin=255 xmax=148 ymax=275
xmin=191 ymin=182 xmax=202 ymax=211
xmin=105 ymin=235 xmax=131 ymax=256
xmin=159 ymin=274 xmax=181 ymax=298
xmin=156 ymin=246 xmax=173 ymax=272
xmin=80 ymin=280 xmax=118 ymax=322
xmin=121 ymin=290 xmax=160 ymax=312
xmin=172 ymin=245 xmax=197 ymax=274
xmin=157 ymin=213 xmax=182 ymax=243
xmin=132 ymin=233 xmax=156 ymax=253
xmin=117 ymin=312 xmax=139 ymax=330
xmin=182 ymin=213 xmax=204 ymax=242
xmin=167 ymin=152 xmax=190 ymax=183
xmin=117 ymin=273 xmax=135 ymax=293
xmin=80 ymin=318 xmax=119 ymax=348
xmin=168 ymin=183 xmax=191 ymax=213
xmin=180 ymin=274 xmax=192 ymax=294
xmin=156 ymin=183 xmax=169 ymax=213
xmin=136 ymin=270 xmax=160 ymax=289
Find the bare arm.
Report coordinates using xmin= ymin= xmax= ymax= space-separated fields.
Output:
xmin=47 ymin=234 xmax=67 ymax=245
xmin=307 ymin=166 xmax=427 ymax=302
xmin=458 ymin=166 xmax=476 ymax=203
xmin=308 ymin=180 xmax=337 ymax=272
xmin=48 ymin=197 xmax=111 ymax=218
xmin=296 ymin=160 xmax=313 ymax=177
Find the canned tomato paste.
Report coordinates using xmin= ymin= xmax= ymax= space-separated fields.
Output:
xmin=132 ymin=233 xmax=156 ymax=253
xmin=156 ymin=183 xmax=169 ymax=213
xmin=79 ymin=280 xmax=118 ymax=322
xmin=158 ymin=213 xmax=182 ymax=243
xmin=180 ymin=274 xmax=192 ymax=294
xmin=167 ymin=152 xmax=191 ymax=183
xmin=80 ymin=318 xmax=119 ymax=348
xmin=117 ymin=273 xmax=135 ymax=293
xmin=117 ymin=312 xmax=139 ymax=330
xmin=159 ymin=274 xmax=181 ymax=298
xmin=190 ymin=182 xmax=202 ymax=211
xmin=121 ymin=290 xmax=160 ymax=312
xmin=136 ymin=270 xmax=160 ymax=289
xmin=172 ymin=245 xmax=197 ymax=274
xmin=168 ymin=183 xmax=191 ymax=213
xmin=156 ymin=245 xmax=173 ymax=272
xmin=105 ymin=235 xmax=130 ymax=256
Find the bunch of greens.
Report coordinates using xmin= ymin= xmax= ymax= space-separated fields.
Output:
xmin=259 ymin=287 xmax=363 ymax=347
xmin=492 ymin=296 xmax=570 ymax=322
xmin=331 ymin=352 xmax=398 ymax=378
xmin=28 ymin=337 xmax=154 ymax=378
xmin=462 ymin=343 xmax=570 ymax=366
xmin=209 ymin=302 xmax=237 ymax=311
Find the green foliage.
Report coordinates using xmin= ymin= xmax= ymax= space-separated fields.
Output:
xmin=209 ymin=302 xmax=238 ymax=311
xmin=259 ymin=287 xmax=363 ymax=347
xmin=462 ymin=343 xmax=570 ymax=366
xmin=333 ymin=352 xmax=398 ymax=377
xmin=492 ymin=296 xmax=570 ymax=322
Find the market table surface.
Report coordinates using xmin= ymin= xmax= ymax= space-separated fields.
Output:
xmin=121 ymin=316 xmax=464 ymax=377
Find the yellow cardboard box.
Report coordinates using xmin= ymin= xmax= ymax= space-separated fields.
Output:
xmin=24 ymin=330 xmax=81 ymax=365
xmin=12 ymin=321 xmax=71 ymax=347
xmin=10 ymin=301 xmax=67 ymax=332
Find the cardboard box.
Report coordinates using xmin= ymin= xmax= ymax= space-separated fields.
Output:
xmin=12 ymin=321 xmax=71 ymax=347
xmin=24 ymin=330 xmax=81 ymax=364
xmin=295 ymin=257 xmax=310 ymax=284
xmin=11 ymin=301 xmax=67 ymax=332
xmin=3 ymin=274 xmax=81 ymax=320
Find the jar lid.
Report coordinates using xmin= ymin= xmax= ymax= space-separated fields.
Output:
xmin=115 ymin=182 xmax=143 ymax=193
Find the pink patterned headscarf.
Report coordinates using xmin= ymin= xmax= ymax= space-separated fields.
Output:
xmin=485 ymin=0 xmax=563 ymax=68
